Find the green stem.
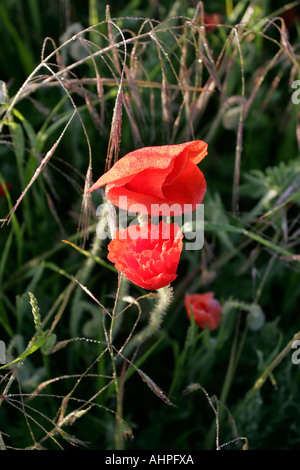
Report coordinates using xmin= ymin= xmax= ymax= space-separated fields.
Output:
xmin=219 ymin=314 xmax=241 ymax=406
xmin=109 ymin=275 xmax=125 ymax=450
xmin=204 ymin=312 xmax=241 ymax=449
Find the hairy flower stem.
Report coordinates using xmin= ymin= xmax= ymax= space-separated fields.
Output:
xmin=125 ymin=285 xmax=173 ymax=358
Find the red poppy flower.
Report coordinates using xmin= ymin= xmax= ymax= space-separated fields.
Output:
xmin=203 ymin=13 xmax=222 ymax=33
xmin=107 ymin=220 xmax=183 ymax=290
xmin=281 ymin=8 xmax=300 ymax=30
xmin=88 ymin=141 xmax=207 ymax=216
xmin=185 ymin=292 xmax=222 ymax=330
xmin=0 ymin=181 xmax=11 ymax=197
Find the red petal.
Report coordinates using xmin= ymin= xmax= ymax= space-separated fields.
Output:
xmin=88 ymin=141 xmax=207 ymax=193
xmin=107 ymin=221 xmax=183 ymax=290
xmin=162 ymin=161 xmax=207 ymax=209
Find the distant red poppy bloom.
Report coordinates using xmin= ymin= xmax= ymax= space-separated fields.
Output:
xmin=185 ymin=292 xmax=222 ymax=330
xmin=0 ymin=182 xmax=11 ymax=197
xmin=107 ymin=220 xmax=183 ymax=290
xmin=88 ymin=141 xmax=207 ymax=216
xmin=281 ymin=8 xmax=300 ymax=30
xmin=203 ymin=13 xmax=222 ymax=33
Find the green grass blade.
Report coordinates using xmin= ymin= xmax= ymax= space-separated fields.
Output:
xmin=62 ymin=239 xmax=117 ymax=272
xmin=0 ymin=4 xmax=36 ymax=75
xmin=204 ymin=221 xmax=297 ymax=260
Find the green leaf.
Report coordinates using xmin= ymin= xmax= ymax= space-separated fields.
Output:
xmin=0 ymin=293 xmax=49 ymax=369
xmin=0 ymin=332 xmax=48 ymax=370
